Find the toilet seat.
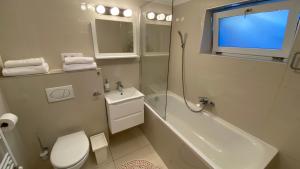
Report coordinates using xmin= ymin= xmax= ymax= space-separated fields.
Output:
xmin=50 ymin=131 xmax=89 ymax=169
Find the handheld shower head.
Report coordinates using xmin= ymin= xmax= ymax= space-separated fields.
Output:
xmin=178 ymin=31 xmax=184 ymax=45
xmin=178 ymin=31 xmax=183 ymax=39
xmin=177 ymin=31 xmax=186 ymax=48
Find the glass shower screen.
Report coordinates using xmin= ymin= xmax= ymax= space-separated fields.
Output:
xmin=140 ymin=0 xmax=172 ymax=119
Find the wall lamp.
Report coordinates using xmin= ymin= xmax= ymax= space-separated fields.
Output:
xmin=81 ymin=3 xmax=133 ymax=17
xmin=146 ymin=11 xmax=172 ymax=22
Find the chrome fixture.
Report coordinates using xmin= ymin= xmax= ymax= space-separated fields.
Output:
xmin=37 ymin=135 xmax=49 ymax=160
xmin=116 ymin=81 xmax=124 ymax=94
xmin=93 ymin=91 xmax=102 ymax=96
xmin=199 ymin=97 xmax=215 ymax=107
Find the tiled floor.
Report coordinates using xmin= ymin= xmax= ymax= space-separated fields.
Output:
xmin=82 ymin=127 xmax=168 ymax=169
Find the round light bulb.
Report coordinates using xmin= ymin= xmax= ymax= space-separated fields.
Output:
xmin=110 ymin=7 xmax=120 ymax=16
xmin=96 ymin=5 xmax=106 ymax=14
xmin=157 ymin=13 xmax=166 ymax=21
xmin=80 ymin=3 xmax=87 ymax=11
xmin=166 ymin=15 xmax=172 ymax=22
xmin=123 ymin=9 xmax=133 ymax=17
xmin=146 ymin=12 xmax=155 ymax=20
xmin=87 ymin=4 xmax=95 ymax=11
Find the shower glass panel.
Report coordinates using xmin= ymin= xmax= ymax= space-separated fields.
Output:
xmin=140 ymin=0 xmax=172 ymax=119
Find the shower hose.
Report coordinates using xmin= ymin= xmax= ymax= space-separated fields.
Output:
xmin=178 ymin=31 xmax=206 ymax=113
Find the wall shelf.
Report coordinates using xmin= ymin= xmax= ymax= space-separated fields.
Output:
xmin=143 ymin=52 xmax=169 ymax=57
xmin=0 ymin=68 xmax=102 ymax=79
xmin=95 ymin=54 xmax=139 ymax=60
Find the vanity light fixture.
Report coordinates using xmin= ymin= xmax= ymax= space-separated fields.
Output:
xmin=146 ymin=11 xmax=171 ymax=22
xmin=96 ymin=5 xmax=106 ymax=14
xmin=147 ymin=12 xmax=156 ymax=20
xmin=88 ymin=5 xmax=132 ymax=18
xmin=110 ymin=7 xmax=120 ymax=16
xmin=157 ymin=13 xmax=166 ymax=21
xmin=166 ymin=15 xmax=172 ymax=22
xmin=123 ymin=9 xmax=133 ymax=17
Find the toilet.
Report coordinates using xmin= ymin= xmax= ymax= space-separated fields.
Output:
xmin=50 ymin=131 xmax=90 ymax=169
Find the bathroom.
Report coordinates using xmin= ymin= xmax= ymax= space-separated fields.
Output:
xmin=0 ymin=0 xmax=299 ymax=169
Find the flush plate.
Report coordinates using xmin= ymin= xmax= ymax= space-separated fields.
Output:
xmin=45 ymin=85 xmax=75 ymax=103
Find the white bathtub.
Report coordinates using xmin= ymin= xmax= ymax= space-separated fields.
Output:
xmin=144 ymin=92 xmax=277 ymax=169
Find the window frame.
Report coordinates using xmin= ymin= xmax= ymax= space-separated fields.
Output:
xmin=212 ymin=1 xmax=299 ymax=59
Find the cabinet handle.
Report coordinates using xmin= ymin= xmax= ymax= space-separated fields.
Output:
xmin=290 ymin=52 xmax=300 ymax=70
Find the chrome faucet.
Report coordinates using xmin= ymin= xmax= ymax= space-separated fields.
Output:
xmin=198 ymin=96 xmax=215 ymax=107
xmin=116 ymin=81 xmax=124 ymax=94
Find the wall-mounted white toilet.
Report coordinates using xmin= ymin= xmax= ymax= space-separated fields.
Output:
xmin=50 ymin=131 xmax=89 ymax=169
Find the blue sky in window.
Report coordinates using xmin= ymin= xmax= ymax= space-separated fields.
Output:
xmin=218 ymin=10 xmax=289 ymax=50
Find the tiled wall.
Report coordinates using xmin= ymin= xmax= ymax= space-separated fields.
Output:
xmin=0 ymin=89 xmax=28 ymax=168
xmin=0 ymin=0 xmax=143 ymax=89
xmin=168 ymin=0 xmax=300 ymax=168
xmin=0 ymin=70 xmax=109 ymax=168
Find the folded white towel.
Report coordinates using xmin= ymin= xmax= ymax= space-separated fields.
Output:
xmin=64 ymin=57 xmax=94 ymax=65
xmin=4 ymin=58 xmax=45 ymax=68
xmin=63 ymin=62 xmax=97 ymax=72
xmin=61 ymin=53 xmax=83 ymax=60
xmin=2 ymin=63 xmax=49 ymax=77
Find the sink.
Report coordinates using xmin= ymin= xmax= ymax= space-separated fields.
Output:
xmin=105 ymin=87 xmax=144 ymax=105
xmin=105 ymin=87 xmax=145 ymax=134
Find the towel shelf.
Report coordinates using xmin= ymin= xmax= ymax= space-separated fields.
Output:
xmin=0 ymin=68 xmax=102 ymax=79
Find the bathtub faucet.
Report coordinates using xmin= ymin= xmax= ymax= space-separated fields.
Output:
xmin=199 ymin=97 xmax=215 ymax=107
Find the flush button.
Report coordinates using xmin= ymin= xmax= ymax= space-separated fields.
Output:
xmin=45 ymin=85 xmax=75 ymax=103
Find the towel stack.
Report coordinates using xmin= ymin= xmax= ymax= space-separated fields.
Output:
xmin=2 ymin=58 xmax=49 ymax=76
xmin=62 ymin=53 xmax=97 ymax=72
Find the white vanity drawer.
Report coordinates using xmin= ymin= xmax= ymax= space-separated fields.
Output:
xmin=108 ymin=98 xmax=144 ymax=120
xmin=105 ymin=87 xmax=145 ymax=134
xmin=109 ymin=111 xmax=144 ymax=134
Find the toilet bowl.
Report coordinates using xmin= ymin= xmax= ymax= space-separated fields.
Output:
xmin=50 ymin=131 xmax=90 ymax=169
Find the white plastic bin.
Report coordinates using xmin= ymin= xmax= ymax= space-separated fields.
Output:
xmin=90 ymin=133 xmax=108 ymax=164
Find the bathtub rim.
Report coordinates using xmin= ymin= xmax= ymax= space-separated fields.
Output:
xmin=144 ymin=91 xmax=278 ymax=169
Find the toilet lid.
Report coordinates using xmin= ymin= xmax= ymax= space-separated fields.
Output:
xmin=50 ymin=131 xmax=89 ymax=168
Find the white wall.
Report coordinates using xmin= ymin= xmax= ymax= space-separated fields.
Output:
xmin=0 ymin=69 xmax=109 ymax=169
xmin=0 ymin=0 xmax=145 ymax=91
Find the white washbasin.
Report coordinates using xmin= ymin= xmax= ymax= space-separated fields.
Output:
xmin=105 ymin=87 xmax=144 ymax=105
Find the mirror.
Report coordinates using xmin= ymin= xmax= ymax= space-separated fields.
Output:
xmin=145 ymin=24 xmax=171 ymax=53
xmin=92 ymin=19 xmax=137 ymax=59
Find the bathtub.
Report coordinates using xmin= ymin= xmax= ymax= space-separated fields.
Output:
xmin=142 ymin=92 xmax=277 ymax=169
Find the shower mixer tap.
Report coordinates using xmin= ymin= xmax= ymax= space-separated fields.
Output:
xmin=198 ymin=97 xmax=215 ymax=107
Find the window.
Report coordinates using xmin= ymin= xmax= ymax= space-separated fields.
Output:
xmin=213 ymin=1 xmax=299 ymax=59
